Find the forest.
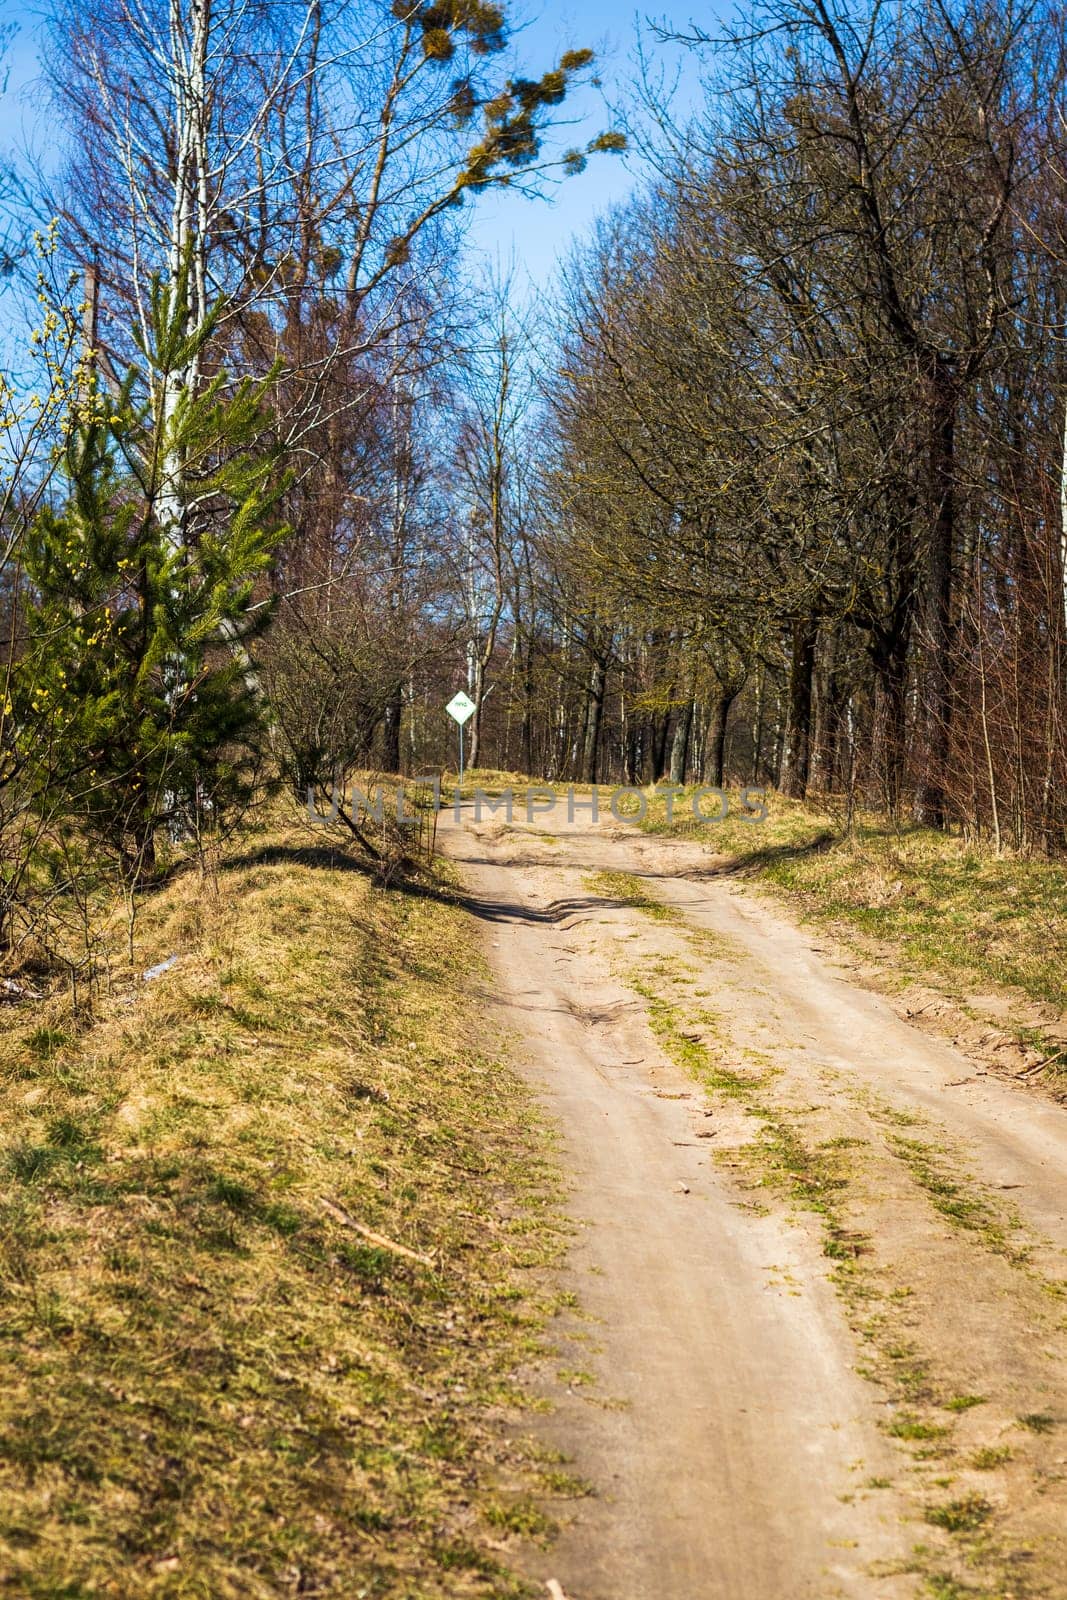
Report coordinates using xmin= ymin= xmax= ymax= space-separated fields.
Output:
xmin=3 ymin=7 xmax=1067 ymax=1599
xmin=1 ymin=0 xmax=1066 ymax=976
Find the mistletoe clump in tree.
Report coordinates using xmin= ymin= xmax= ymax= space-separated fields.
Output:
xmin=15 ymin=273 xmax=286 ymax=882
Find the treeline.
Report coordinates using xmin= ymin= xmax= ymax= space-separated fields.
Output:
xmin=536 ymin=0 xmax=1067 ymax=852
xmin=303 ymin=0 xmax=1067 ymax=861
xmin=4 ymin=0 xmax=1067 ymax=985
xmin=0 ymin=0 xmax=618 ymax=974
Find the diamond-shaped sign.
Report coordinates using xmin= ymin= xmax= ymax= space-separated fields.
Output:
xmin=446 ymin=690 xmax=476 ymax=726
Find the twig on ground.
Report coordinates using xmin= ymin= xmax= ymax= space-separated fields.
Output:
xmin=319 ymin=1197 xmax=433 ymax=1266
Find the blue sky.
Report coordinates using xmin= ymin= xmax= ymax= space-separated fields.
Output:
xmin=0 ymin=0 xmax=719 ymax=308
xmin=0 ymin=3 xmax=49 ymax=158
xmin=463 ymin=2 xmax=709 ymax=300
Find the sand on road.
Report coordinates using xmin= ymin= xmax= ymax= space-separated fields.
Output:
xmin=441 ymin=804 xmax=1067 ymax=1600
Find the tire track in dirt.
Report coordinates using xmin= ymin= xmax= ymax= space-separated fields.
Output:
xmin=445 ymin=813 xmax=923 ymax=1600
xmin=446 ymin=808 xmax=1067 ymax=1597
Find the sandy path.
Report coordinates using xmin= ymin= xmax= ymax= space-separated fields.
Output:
xmin=625 ymin=830 xmax=1067 ymax=1256
xmin=440 ymin=807 xmax=1067 ymax=1600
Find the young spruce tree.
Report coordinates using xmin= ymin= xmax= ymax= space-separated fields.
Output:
xmin=16 ymin=272 xmax=285 ymax=881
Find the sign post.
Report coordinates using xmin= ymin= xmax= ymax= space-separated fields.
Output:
xmin=445 ymin=690 xmax=476 ymax=783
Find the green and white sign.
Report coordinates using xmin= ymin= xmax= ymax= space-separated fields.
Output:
xmin=446 ymin=690 xmax=476 ymax=726
xmin=446 ymin=690 xmax=476 ymax=781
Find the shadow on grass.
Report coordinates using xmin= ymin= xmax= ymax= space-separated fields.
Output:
xmin=685 ymin=828 xmax=839 ymax=880
xmin=221 ymin=842 xmax=378 ymax=877
xmin=221 ymin=841 xmax=478 ymax=918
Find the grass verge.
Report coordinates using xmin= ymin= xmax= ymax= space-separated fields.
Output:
xmin=0 ymin=817 xmax=563 ymax=1598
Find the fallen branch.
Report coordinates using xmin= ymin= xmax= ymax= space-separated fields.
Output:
xmin=1014 ymin=1048 xmax=1065 ymax=1078
xmin=319 ymin=1197 xmax=433 ymax=1267
xmin=331 ymin=806 xmax=383 ymax=861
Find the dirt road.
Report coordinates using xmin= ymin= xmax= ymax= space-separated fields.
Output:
xmin=441 ymin=805 xmax=1067 ymax=1600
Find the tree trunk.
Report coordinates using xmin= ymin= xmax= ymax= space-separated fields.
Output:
xmin=704 ymin=686 xmax=739 ymax=787
xmin=624 ymin=718 xmax=641 ymax=784
xmin=880 ymin=658 xmax=908 ymax=813
xmin=781 ymin=618 xmax=817 ymax=799
xmin=811 ymin=631 xmax=839 ymax=793
xmin=669 ymin=697 xmax=694 ymax=785
xmin=520 ymin=654 xmax=535 ymax=776
xmin=582 ymin=656 xmax=607 ymax=783
xmin=382 ymin=692 xmax=402 ymax=775
xmin=468 ymin=651 xmax=485 ymax=769
xmin=915 ymin=360 xmax=957 ymax=827
xmin=1060 ymin=389 xmax=1067 ymax=640
xmin=750 ymin=663 xmax=765 ymax=783
xmin=652 ymin=710 xmax=672 ymax=781
xmin=814 ymin=675 xmax=840 ymax=792
xmin=867 ymin=596 xmax=913 ymax=813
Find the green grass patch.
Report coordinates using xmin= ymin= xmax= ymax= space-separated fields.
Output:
xmin=923 ymin=1575 xmax=994 ymax=1599
xmin=924 ymin=1495 xmax=995 ymax=1535
xmin=889 ymin=1137 xmax=1027 ymax=1265
xmin=888 ymin=1414 xmax=951 ymax=1443
xmin=628 ymin=972 xmax=854 ymax=1234
xmin=584 ymin=869 xmax=681 ymax=923
xmin=970 ymin=1446 xmax=1012 ymax=1470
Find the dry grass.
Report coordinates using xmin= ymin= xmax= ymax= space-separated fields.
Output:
xmin=0 ymin=814 xmax=564 ymax=1597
